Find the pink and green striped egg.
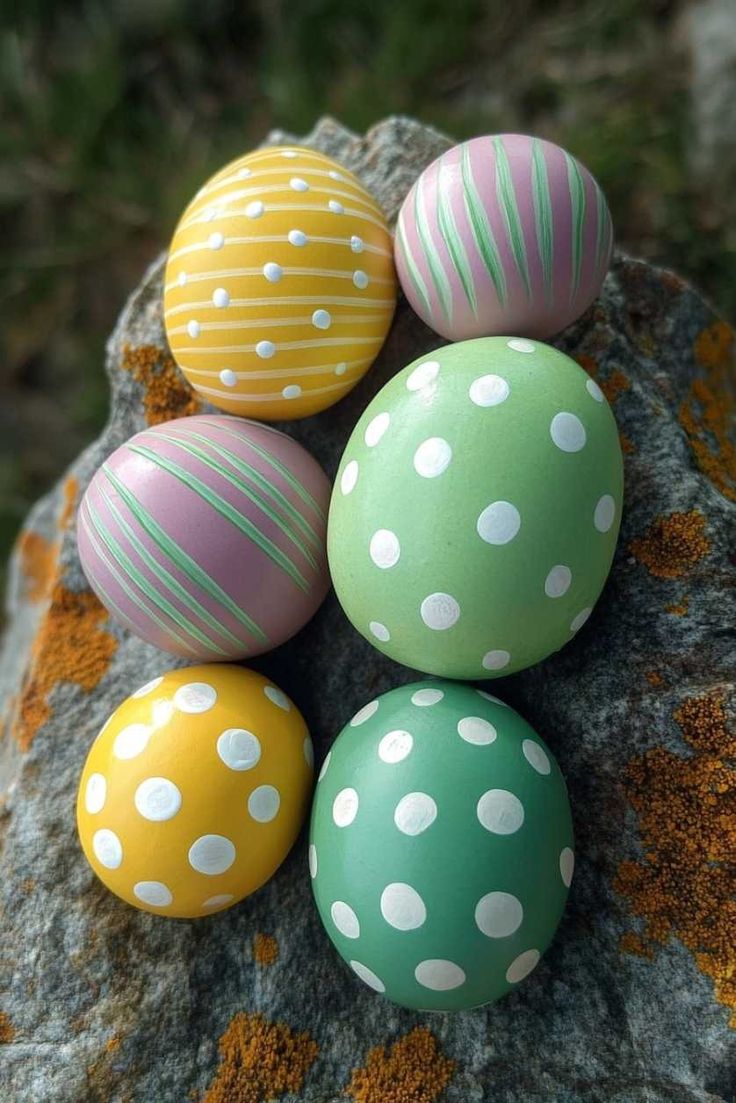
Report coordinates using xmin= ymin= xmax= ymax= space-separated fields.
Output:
xmin=327 ymin=336 xmax=623 ymax=679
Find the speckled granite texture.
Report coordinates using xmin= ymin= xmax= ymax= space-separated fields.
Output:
xmin=1 ymin=117 xmax=734 ymax=1103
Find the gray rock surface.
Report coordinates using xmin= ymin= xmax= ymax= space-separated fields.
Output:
xmin=1 ymin=116 xmax=735 ymax=1102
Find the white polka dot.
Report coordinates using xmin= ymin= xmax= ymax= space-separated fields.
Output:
xmin=264 ymin=684 xmax=290 ymax=711
xmin=208 ymin=232 xmax=224 ymax=250
xmin=132 ymin=676 xmax=162 ymax=699
xmin=134 ymin=777 xmax=182 ymax=822
xmin=369 ymin=621 xmax=390 ymax=642
xmin=415 ymin=959 xmax=466 ymax=991
xmin=309 ymin=843 xmax=318 ymax=879
xmin=507 ymin=338 xmax=536 ymax=353
xmin=458 ymin=717 xmax=497 ymax=745
xmin=551 ymin=412 xmax=586 ymax=452
xmin=350 ymin=960 xmax=385 ymax=993
xmin=350 ymin=700 xmax=378 ymax=726
xmin=545 ymin=565 xmax=572 ymax=598
xmin=212 ymin=287 xmax=230 ymax=308
xmin=248 ymin=785 xmax=280 ymax=823
xmin=571 ymin=607 xmax=592 ymax=633
xmin=328 ymin=199 xmax=344 ymax=214
xmin=256 ymin=340 xmax=276 ymax=359
xmin=318 ymin=750 xmax=331 ymax=781
xmin=333 ymin=787 xmax=359 ymax=826
xmin=350 ymin=235 xmax=364 ymax=253
xmin=365 ymin=412 xmax=390 ymax=447
xmin=290 ymin=177 xmax=309 ymax=192
xmin=303 ymin=736 xmax=314 ymax=769
xmin=187 ymin=320 xmax=201 ymax=339
xmin=406 ymin=360 xmax=440 ymax=391
xmin=188 ymin=834 xmax=236 ymax=875
xmin=312 ymin=308 xmax=331 ymax=330
xmin=85 ymin=774 xmax=107 ymax=814
xmin=594 ymin=494 xmax=616 ymax=533
xmin=476 ymin=690 xmax=507 ymax=705
xmin=469 ymin=374 xmax=509 ymax=407
xmin=113 ymin=723 xmax=151 ymax=760
xmin=174 ymin=682 xmax=217 ymax=714
xmin=378 ymin=730 xmax=413 ymax=763
xmin=282 ymin=384 xmax=302 ymax=399
xmin=178 ymin=272 xmax=187 ymax=287
xmin=586 ymin=378 xmax=604 ymax=402
xmin=475 ymin=892 xmax=523 ymax=938
xmin=413 ymin=437 xmax=452 ymax=478
xmin=202 ymin=894 xmax=234 ymax=909
xmin=134 ymin=881 xmax=173 ymax=908
xmin=394 ymin=792 xmax=437 ymax=835
xmin=340 ymin=460 xmax=359 ymax=495
xmin=245 ymin=200 xmax=264 ymax=218
xmin=263 ymin=262 xmax=283 ymax=283
xmin=477 ymin=501 xmax=521 ymax=545
xmin=335 ymin=362 xmax=347 ymax=375
xmin=281 ymin=150 xmax=297 ymax=158
xmin=477 ymin=789 xmax=524 ymax=834
xmin=220 ymin=369 xmax=238 ymax=387
xmin=506 ymin=948 xmax=540 ymax=984
xmin=560 ymin=847 xmax=575 ymax=887
xmin=331 ymin=900 xmax=360 ymax=938
xmin=353 ymin=270 xmax=369 ymax=289
xmin=522 ymin=739 xmax=551 ymax=775
xmin=288 ymin=229 xmax=307 ymax=246
xmin=369 ymin=529 xmax=400 ymax=569
xmin=482 ymin=649 xmax=511 ymax=671
xmin=217 ymin=728 xmax=261 ymax=771
xmin=92 ymin=829 xmax=123 ymax=870
xmin=420 ymin=592 xmax=460 ymax=630
xmin=380 ymin=882 xmax=426 ymax=930
xmin=411 ymin=688 xmax=444 ymax=707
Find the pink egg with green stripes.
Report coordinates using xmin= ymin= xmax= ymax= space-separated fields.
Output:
xmin=77 ymin=415 xmax=330 ymax=660
xmin=395 ymin=134 xmax=613 ymax=341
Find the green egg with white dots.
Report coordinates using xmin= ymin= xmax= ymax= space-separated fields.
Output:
xmin=309 ymin=681 xmax=574 ymax=1011
xmin=327 ymin=336 xmax=623 ymax=679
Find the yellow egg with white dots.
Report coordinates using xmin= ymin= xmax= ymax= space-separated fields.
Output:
xmin=163 ymin=145 xmax=397 ymax=420
xmin=76 ymin=665 xmax=313 ymax=918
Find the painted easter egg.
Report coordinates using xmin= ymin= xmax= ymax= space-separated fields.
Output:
xmin=163 ymin=145 xmax=397 ymax=420
xmin=395 ymin=133 xmax=613 ymax=341
xmin=77 ymin=414 xmax=330 ymax=661
xmin=309 ymin=680 xmax=574 ymax=1011
xmin=328 ymin=337 xmax=623 ymax=679
xmin=77 ymin=665 xmax=313 ymax=918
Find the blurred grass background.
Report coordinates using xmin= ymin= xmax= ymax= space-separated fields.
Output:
xmin=1 ymin=0 xmax=734 ymax=575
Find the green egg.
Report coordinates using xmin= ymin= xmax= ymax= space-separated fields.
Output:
xmin=309 ymin=681 xmax=574 ymax=1012
xmin=327 ymin=336 xmax=623 ymax=679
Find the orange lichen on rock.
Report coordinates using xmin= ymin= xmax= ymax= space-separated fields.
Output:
xmin=665 ymin=595 xmax=689 ymax=616
xmin=645 ymin=671 xmax=664 ymax=688
xmin=253 ymin=933 xmax=279 ymax=966
xmin=0 ymin=1012 xmax=16 ymax=1043
xmin=679 ymin=321 xmax=736 ymax=501
xmin=576 ymin=355 xmax=630 ymax=406
xmin=200 ymin=1012 xmax=318 ymax=1103
xmin=13 ymin=582 xmax=117 ymax=751
xmin=346 ymin=1027 xmax=455 ymax=1103
xmin=620 ymin=434 xmax=636 ymax=455
xmin=629 ymin=510 xmax=710 ymax=579
xmin=122 ymin=343 xmax=200 ymax=426
xmin=615 ymin=693 xmax=736 ymax=1023
xmin=15 ymin=475 xmax=78 ymax=603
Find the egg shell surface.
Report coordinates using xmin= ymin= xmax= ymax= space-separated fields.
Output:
xmin=77 ymin=664 xmax=314 ymax=918
xmin=77 ymin=414 xmax=330 ymax=661
xmin=328 ymin=336 xmax=623 ymax=679
xmin=309 ymin=680 xmax=574 ymax=1011
xmin=164 ymin=145 xmax=397 ymax=420
xmin=395 ymin=133 xmax=613 ymax=341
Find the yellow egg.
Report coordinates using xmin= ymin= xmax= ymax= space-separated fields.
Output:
xmin=163 ymin=145 xmax=397 ymax=420
xmin=76 ymin=664 xmax=313 ymax=918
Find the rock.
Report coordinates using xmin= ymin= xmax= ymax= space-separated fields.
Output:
xmin=1 ymin=116 xmax=735 ymax=1103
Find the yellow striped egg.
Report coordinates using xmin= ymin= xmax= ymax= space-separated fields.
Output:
xmin=164 ymin=146 xmax=397 ymax=420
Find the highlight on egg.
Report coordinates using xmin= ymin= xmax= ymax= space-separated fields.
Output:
xmin=163 ymin=145 xmax=397 ymax=420
xmin=309 ymin=680 xmax=574 ymax=1011
xmin=394 ymin=133 xmax=613 ymax=341
xmin=76 ymin=665 xmax=314 ymax=918
xmin=328 ymin=336 xmax=623 ymax=680
xmin=77 ymin=414 xmax=331 ymax=661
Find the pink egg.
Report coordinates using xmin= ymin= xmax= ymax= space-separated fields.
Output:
xmin=394 ymin=134 xmax=613 ymax=340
